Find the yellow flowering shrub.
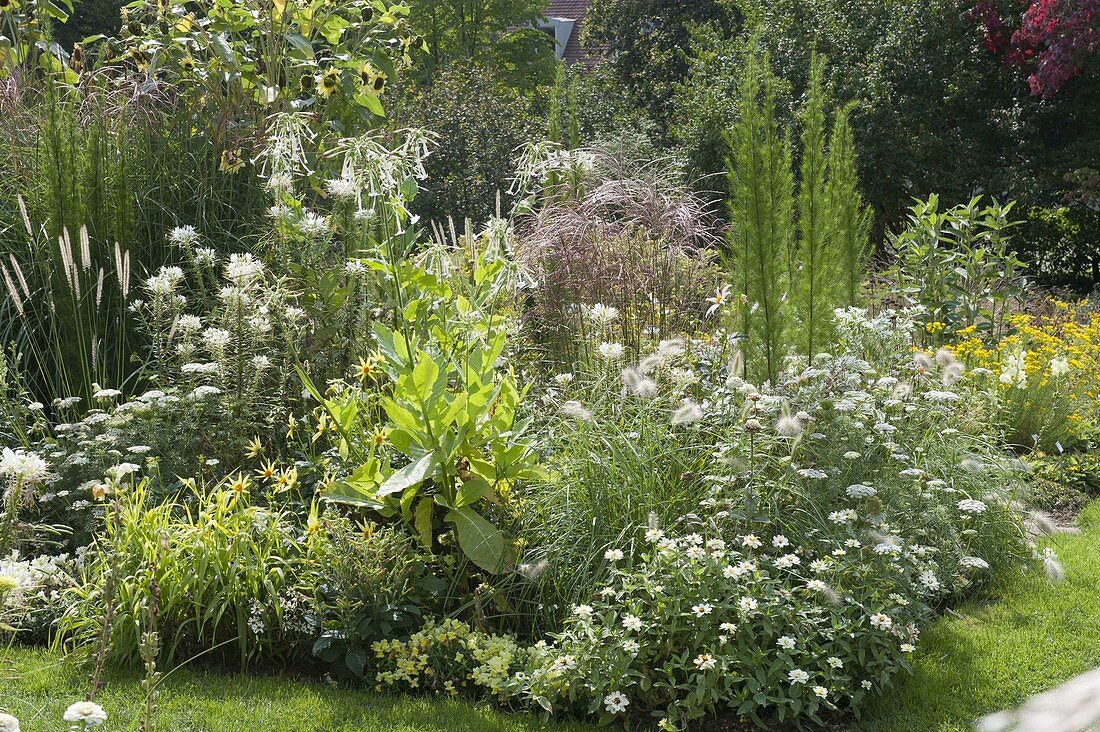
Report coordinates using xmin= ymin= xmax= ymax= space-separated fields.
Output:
xmin=952 ymin=300 xmax=1100 ymax=419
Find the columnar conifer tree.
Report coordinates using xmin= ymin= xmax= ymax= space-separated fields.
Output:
xmin=794 ymin=55 xmax=834 ymax=360
xmin=825 ymin=105 xmax=873 ymax=306
xmin=725 ymin=53 xmax=794 ymax=383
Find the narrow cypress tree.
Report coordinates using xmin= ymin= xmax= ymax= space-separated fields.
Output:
xmin=547 ymin=64 xmax=566 ymax=145
xmin=726 ymin=54 xmax=794 ymax=383
xmin=566 ymin=74 xmax=581 ymax=149
xmin=825 ymin=104 xmax=873 ymax=306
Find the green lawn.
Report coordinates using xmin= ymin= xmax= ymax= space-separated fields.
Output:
xmin=860 ymin=500 xmax=1100 ymax=731
xmin=5 ymin=502 xmax=1100 ymax=732
xmin=0 ymin=646 xmax=593 ymax=732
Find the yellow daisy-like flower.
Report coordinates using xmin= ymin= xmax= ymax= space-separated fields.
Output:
xmin=255 ymin=459 xmax=277 ymax=481
xmin=286 ymin=413 xmax=297 ymax=439
xmin=371 ymin=428 xmax=388 ymax=447
xmin=353 ymin=355 xmax=382 ymax=382
xmin=228 ymin=472 xmax=251 ymax=493
xmin=274 ymin=466 xmax=298 ymax=493
xmin=312 ymin=412 xmax=329 ymax=443
xmin=245 ymin=436 xmax=264 ymax=459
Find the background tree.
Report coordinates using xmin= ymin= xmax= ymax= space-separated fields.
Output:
xmin=409 ymin=0 xmax=556 ymax=89
xmin=585 ymin=0 xmax=739 ymax=128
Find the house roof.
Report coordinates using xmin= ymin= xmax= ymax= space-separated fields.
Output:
xmin=546 ymin=0 xmax=595 ymax=65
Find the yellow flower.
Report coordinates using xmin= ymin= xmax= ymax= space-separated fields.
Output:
xmin=317 ymin=67 xmax=340 ymax=98
xmin=312 ymin=412 xmax=329 ymax=443
xmin=255 ymin=460 xmax=277 ymax=481
xmin=274 ymin=466 xmax=298 ymax=493
xmin=286 ymin=413 xmax=297 ymax=439
xmin=245 ymin=436 xmax=264 ymax=459
xmin=358 ymin=63 xmax=387 ymax=95
xmin=228 ymin=472 xmax=251 ymax=493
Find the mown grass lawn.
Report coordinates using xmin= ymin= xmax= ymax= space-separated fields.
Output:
xmin=0 ymin=645 xmax=594 ymax=732
xmin=4 ymin=501 xmax=1100 ymax=732
xmin=860 ymin=499 xmax=1100 ymax=731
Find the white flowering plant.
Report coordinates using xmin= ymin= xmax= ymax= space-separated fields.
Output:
xmin=518 ymin=523 xmax=929 ymax=729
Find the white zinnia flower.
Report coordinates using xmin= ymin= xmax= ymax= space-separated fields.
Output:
xmin=694 ymin=653 xmax=717 ymax=670
xmin=604 ymin=548 xmax=624 ymax=562
xmin=869 ymin=613 xmax=893 ymax=630
xmin=622 ymin=614 xmax=643 ymax=632
xmin=603 ymin=691 xmax=629 ymax=714
xmin=788 ymin=669 xmax=809 ymax=684
xmin=63 ymin=701 xmax=107 ymax=726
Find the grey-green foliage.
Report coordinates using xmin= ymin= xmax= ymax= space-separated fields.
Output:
xmin=826 ymin=104 xmax=873 ymax=307
xmin=794 ymin=55 xmax=832 ymax=360
xmin=725 ymin=53 xmax=794 ymax=383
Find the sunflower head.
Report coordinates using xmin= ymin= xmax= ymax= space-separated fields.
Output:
xmin=317 ymin=67 xmax=340 ymax=97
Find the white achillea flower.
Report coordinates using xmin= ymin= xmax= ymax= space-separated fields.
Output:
xmin=181 ymin=362 xmax=220 ymax=375
xmin=843 ymin=450 xmax=863 ymax=459
xmin=188 ymin=385 xmax=222 ymax=399
xmin=92 ymin=388 xmax=121 ymax=400
xmin=797 ymin=468 xmax=828 ymax=479
xmin=873 ymin=537 xmax=903 ymax=555
xmin=924 ymin=390 xmax=960 ymax=402
xmin=63 ymin=701 xmax=107 ymax=726
xmin=957 ymin=498 xmax=988 ymax=514
xmin=622 ymin=614 xmax=643 ymax=631
xmin=846 ymin=483 xmax=877 ymax=498
xmin=788 ymin=669 xmax=809 ymax=684
xmin=869 ymin=613 xmax=893 ymax=630
xmin=598 ymin=342 xmax=625 ymax=361
xmin=960 ymin=556 xmax=990 ymax=570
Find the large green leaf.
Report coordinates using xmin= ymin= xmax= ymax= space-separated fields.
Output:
xmin=376 ymin=452 xmax=436 ymax=498
xmin=445 ymin=506 xmax=504 ymax=573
